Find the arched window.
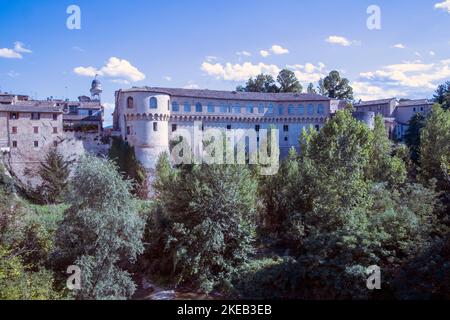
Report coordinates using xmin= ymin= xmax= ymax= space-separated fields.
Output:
xmin=172 ymin=102 xmax=179 ymax=112
xmin=127 ymin=97 xmax=134 ymax=109
xmin=268 ymin=104 xmax=274 ymax=114
xmin=246 ymin=105 xmax=254 ymax=114
xmin=307 ymin=104 xmax=314 ymax=115
xmin=150 ymin=97 xmax=158 ymax=109
xmin=288 ymin=104 xmax=294 ymax=115
xmin=258 ymin=104 xmax=265 ymax=114
xmin=196 ymin=103 xmax=203 ymax=113
xmin=298 ymin=104 xmax=304 ymax=115
xmin=278 ymin=105 xmax=284 ymax=115
xmin=184 ymin=102 xmax=191 ymax=112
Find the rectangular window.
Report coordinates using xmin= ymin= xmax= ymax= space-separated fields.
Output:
xmin=318 ymin=104 xmax=325 ymax=115
xmin=284 ymin=125 xmax=289 ymax=132
xmin=10 ymin=113 xmax=19 ymax=120
xmin=220 ymin=105 xmax=228 ymax=113
xmin=34 ymin=141 xmax=39 ymax=148
xmin=207 ymin=104 xmax=215 ymax=113
xmin=233 ymin=106 xmax=241 ymax=114
xmin=53 ymin=127 xmax=58 ymax=134
xmin=12 ymin=141 xmax=17 ymax=148
xmin=34 ymin=127 xmax=39 ymax=134
xmin=11 ymin=127 xmax=17 ymax=134
xmin=268 ymin=105 xmax=274 ymax=114
xmin=307 ymin=104 xmax=314 ymax=115
xmin=31 ymin=113 xmax=40 ymax=120
xmin=172 ymin=124 xmax=177 ymax=132
xmin=196 ymin=104 xmax=203 ymax=113
xmin=53 ymin=113 xmax=58 ymax=121
xmin=153 ymin=122 xmax=158 ymax=132
xmin=227 ymin=125 xmax=231 ymax=130
xmin=315 ymin=125 xmax=320 ymax=132
xmin=255 ymin=125 xmax=260 ymax=132
xmin=247 ymin=105 xmax=253 ymax=114
xmin=172 ymin=103 xmax=179 ymax=112
xmin=184 ymin=103 xmax=191 ymax=112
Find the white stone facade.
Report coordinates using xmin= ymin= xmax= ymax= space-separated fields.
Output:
xmin=113 ymin=87 xmax=334 ymax=170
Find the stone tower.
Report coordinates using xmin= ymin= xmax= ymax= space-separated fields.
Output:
xmin=90 ymin=75 xmax=103 ymax=102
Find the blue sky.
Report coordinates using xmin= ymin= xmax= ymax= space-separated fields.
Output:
xmin=1 ymin=0 xmax=450 ymax=124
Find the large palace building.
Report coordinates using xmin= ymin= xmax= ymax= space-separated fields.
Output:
xmin=113 ymin=87 xmax=343 ymax=169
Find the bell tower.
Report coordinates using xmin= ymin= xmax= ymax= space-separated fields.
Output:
xmin=90 ymin=75 xmax=103 ymax=102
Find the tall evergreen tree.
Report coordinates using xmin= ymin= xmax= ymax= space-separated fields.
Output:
xmin=39 ymin=149 xmax=70 ymax=204
xmin=404 ymin=112 xmax=426 ymax=164
xmin=366 ymin=115 xmax=406 ymax=186
xmin=277 ymin=69 xmax=302 ymax=93
xmin=433 ymin=81 xmax=450 ymax=110
xmin=318 ymin=70 xmax=354 ymax=101
xmin=307 ymin=83 xmax=316 ymax=94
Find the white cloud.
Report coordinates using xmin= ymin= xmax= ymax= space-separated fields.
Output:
xmin=260 ymin=50 xmax=270 ymax=58
xmin=110 ymin=79 xmax=130 ymax=85
xmin=164 ymin=76 xmax=172 ymax=81
xmin=270 ymin=45 xmax=289 ymax=55
xmin=429 ymin=51 xmax=436 ymax=56
xmin=352 ymin=82 xmax=407 ymax=101
xmin=236 ymin=51 xmax=251 ymax=57
xmin=435 ymin=0 xmax=450 ymax=13
xmin=359 ymin=60 xmax=450 ymax=90
xmin=0 ymin=48 xmax=22 ymax=59
xmin=287 ymin=62 xmax=327 ymax=84
xmin=325 ymin=35 xmax=354 ymax=47
xmin=73 ymin=66 xmax=99 ymax=77
xmin=102 ymin=102 xmax=115 ymax=127
xmin=14 ymin=42 xmax=32 ymax=53
xmin=393 ymin=43 xmax=406 ymax=49
xmin=72 ymin=46 xmax=85 ymax=52
xmin=183 ymin=83 xmax=200 ymax=89
xmin=201 ymin=61 xmax=280 ymax=81
xmin=415 ymin=51 xmax=422 ymax=57
xmin=7 ymin=71 xmax=20 ymax=78
xmin=206 ymin=56 xmax=218 ymax=62
xmin=73 ymin=57 xmax=146 ymax=82
xmin=0 ymin=41 xmax=32 ymax=59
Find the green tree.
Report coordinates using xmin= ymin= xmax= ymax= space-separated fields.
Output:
xmin=109 ymin=137 xmax=148 ymax=198
xmin=366 ymin=115 xmax=406 ymax=186
xmin=433 ymin=81 xmax=450 ymax=110
xmin=236 ymin=74 xmax=279 ymax=93
xmin=39 ymin=149 xmax=70 ymax=204
xmin=146 ymin=153 xmax=258 ymax=293
xmin=0 ymin=246 xmax=60 ymax=300
xmin=277 ymin=69 xmax=302 ymax=93
xmin=52 ymin=156 xmax=144 ymax=300
xmin=419 ymin=105 xmax=450 ymax=193
xmin=318 ymin=70 xmax=354 ymax=101
xmin=404 ymin=112 xmax=426 ymax=163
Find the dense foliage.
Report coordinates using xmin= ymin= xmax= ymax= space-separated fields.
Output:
xmin=143 ymin=154 xmax=258 ymax=293
xmin=52 ymin=156 xmax=145 ymax=300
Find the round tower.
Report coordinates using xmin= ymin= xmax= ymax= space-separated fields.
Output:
xmin=121 ymin=91 xmax=171 ymax=170
xmin=90 ymin=75 xmax=103 ymax=101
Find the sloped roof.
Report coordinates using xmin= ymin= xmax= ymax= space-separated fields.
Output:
xmin=118 ymin=87 xmax=331 ymax=102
